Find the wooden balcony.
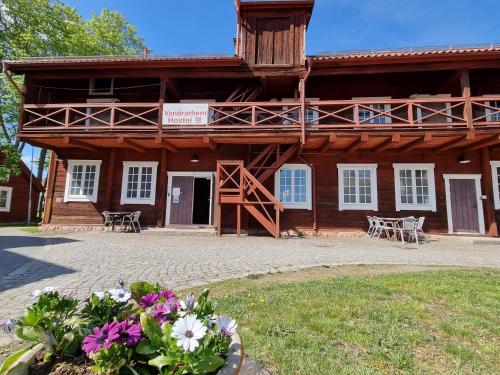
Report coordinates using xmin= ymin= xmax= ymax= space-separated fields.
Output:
xmin=20 ymin=96 xmax=500 ymax=133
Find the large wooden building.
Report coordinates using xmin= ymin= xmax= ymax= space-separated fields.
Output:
xmin=3 ymin=0 xmax=500 ymax=236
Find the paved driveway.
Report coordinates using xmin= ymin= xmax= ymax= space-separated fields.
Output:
xmin=0 ymin=226 xmax=499 ymax=319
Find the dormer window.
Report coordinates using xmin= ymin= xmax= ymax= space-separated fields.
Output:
xmin=89 ymin=78 xmax=114 ymax=95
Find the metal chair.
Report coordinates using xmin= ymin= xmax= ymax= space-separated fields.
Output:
xmin=367 ymin=216 xmax=376 ymax=238
xmin=416 ymin=217 xmax=426 ymax=242
xmin=121 ymin=211 xmax=142 ymax=233
xmin=372 ymin=217 xmax=393 ymax=239
xmin=102 ymin=211 xmax=114 ymax=232
xmin=394 ymin=217 xmax=419 ymax=245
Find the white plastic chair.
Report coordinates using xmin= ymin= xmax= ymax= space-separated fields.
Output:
xmin=416 ymin=217 xmax=426 ymax=241
xmin=102 ymin=211 xmax=114 ymax=232
xmin=372 ymin=217 xmax=393 ymax=239
xmin=367 ymin=216 xmax=376 ymax=238
xmin=121 ymin=211 xmax=142 ymax=233
xmin=395 ymin=217 xmax=419 ymax=245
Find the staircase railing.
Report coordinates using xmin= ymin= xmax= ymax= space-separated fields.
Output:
xmin=216 ymin=160 xmax=283 ymax=238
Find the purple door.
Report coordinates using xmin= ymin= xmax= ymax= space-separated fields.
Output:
xmin=449 ymin=179 xmax=480 ymax=233
xmin=169 ymin=176 xmax=194 ymax=225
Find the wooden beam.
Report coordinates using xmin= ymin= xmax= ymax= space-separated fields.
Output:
xmin=203 ymin=136 xmax=218 ymax=151
xmin=346 ymin=133 xmax=369 ymax=152
xmin=434 ymin=131 xmax=475 ymax=151
xmin=320 ymin=134 xmax=337 ymax=152
xmin=480 ymin=147 xmax=498 ymax=236
xmin=464 ymin=134 xmax=500 ymax=151
xmin=118 ymin=136 xmax=146 ymax=153
xmin=460 ymin=70 xmax=474 ymax=128
xmin=397 ymin=133 xmax=432 ymax=152
xmin=104 ymin=148 xmax=116 ymax=211
xmin=157 ymin=149 xmax=168 ymax=227
xmin=164 ymin=77 xmax=180 ymax=99
xmin=372 ymin=133 xmax=401 ymax=153
xmin=63 ymin=136 xmax=98 ymax=152
xmin=154 ymin=135 xmax=178 ymax=152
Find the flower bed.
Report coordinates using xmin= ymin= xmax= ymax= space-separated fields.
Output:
xmin=0 ymin=282 xmax=240 ymax=375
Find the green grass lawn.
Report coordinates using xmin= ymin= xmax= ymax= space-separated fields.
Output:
xmin=206 ymin=268 xmax=499 ymax=374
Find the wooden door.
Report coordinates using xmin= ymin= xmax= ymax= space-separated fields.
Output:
xmin=169 ymin=176 xmax=194 ymax=225
xmin=449 ymin=179 xmax=480 ymax=233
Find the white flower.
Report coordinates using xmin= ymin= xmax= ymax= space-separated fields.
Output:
xmin=179 ymin=293 xmax=198 ymax=317
xmin=215 ymin=315 xmax=237 ymax=337
xmin=93 ymin=291 xmax=105 ymax=300
xmin=29 ymin=286 xmax=57 ymax=298
xmin=30 ymin=289 xmax=42 ymax=298
xmin=108 ymin=288 xmax=131 ymax=302
xmin=0 ymin=318 xmax=16 ymax=334
xmin=171 ymin=315 xmax=207 ymax=352
xmin=43 ymin=286 xmax=57 ymax=293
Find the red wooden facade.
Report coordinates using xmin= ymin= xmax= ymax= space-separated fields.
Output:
xmin=3 ymin=0 xmax=500 ymax=236
xmin=0 ymin=156 xmax=44 ymax=224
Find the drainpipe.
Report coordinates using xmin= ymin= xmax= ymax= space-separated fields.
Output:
xmin=299 ymin=57 xmax=313 ymax=149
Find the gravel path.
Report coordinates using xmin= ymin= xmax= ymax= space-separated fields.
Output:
xmin=1 ymin=226 xmax=499 ymax=319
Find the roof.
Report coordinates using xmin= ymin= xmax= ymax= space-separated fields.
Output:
xmin=19 ymin=160 xmax=44 ymax=192
xmin=3 ymin=54 xmax=243 ymax=73
xmin=312 ymin=44 xmax=500 ymax=62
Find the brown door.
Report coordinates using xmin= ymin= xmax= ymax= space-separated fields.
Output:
xmin=169 ymin=176 xmax=194 ymax=225
xmin=449 ymin=179 xmax=480 ymax=233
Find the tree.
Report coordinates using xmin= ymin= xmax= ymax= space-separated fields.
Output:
xmin=0 ymin=0 xmax=146 ymax=183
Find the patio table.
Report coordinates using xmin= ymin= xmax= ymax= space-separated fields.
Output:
xmin=107 ymin=212 xmax=133 ymax=232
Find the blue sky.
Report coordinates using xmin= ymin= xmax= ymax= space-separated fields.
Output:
xmin=23 ymin=0 xmax=500 ymax=172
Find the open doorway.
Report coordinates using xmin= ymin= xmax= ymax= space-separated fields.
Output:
xmin=166 ymin=172 xmax=215 ymax=226
xmin=193 ymin=177 xmax=211 ymax=224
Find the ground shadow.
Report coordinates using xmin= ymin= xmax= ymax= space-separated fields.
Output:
xmin=0 ymin=235 xmax=78 ymax=292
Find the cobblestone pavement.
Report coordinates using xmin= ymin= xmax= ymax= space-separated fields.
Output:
xmin=1 ymin=226 xmax=499 ymax=319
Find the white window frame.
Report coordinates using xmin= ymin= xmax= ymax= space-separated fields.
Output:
xmin=353 ymin=96 xmax=392 ymax=124
xmin=490 ymin=161 xmax=500 ymax=209
xmin=89 ymin=78 xmax=114 ymax=95
xmin=0 ymin=186 xmax=13 ymax=212
xmin=484 ymin=95 xmax=500 ymax=122
xmin=120 ymin=161 xmax=159 ymax=205
xmin=274 ymin=163 xmax=312 ymax=210
xmin=64 ymin=160 xmax=102 ymax=203
xmin=410 ymin=94 xmax=452 ymax=124
xmin=337 ymin=164 xmax=378 ymax=211
xmin=393 ymin=163 xmax=436 ymax=211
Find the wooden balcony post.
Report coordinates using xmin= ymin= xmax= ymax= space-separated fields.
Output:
xmin=407 ymin=102 xmax=414 ymax=125
xmin=105 ymin=148 xmax=116 ymax=210
xmin=481 ymin=147 xmax=498 ymax=236
xmin=251 ymin=106 xmax=256 ymax=127
xmin=158 ymin=77 xmax=167 ymax=133
xmin=300 ymin=78 xmax=306 ymax=144
xmin=109 ymin=107 xmax=115 ymax=127
xmin=460 ymin=70 xmax=474 ymax=128
xmin=157 ymin=148 xmax=169 ymax=227
xmin=64 ymin=107 xmax=70 ymax=127
xmin=354 ymin=103 xmax=360 ymax=126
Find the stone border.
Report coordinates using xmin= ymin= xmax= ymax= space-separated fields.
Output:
xmin=217 ymin=333 xmax=244 ymax=375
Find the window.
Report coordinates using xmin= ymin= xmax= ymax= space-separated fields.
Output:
xmin=274 ymin=164 xmax=312 ymax=209
xmin=337 ymin=164 xmax=378 ymax=210
xmin=89 ymin=78 xmax=114 ymax=95
xmin=393 ymin=164 xmax=436 ymax=211
xmin=490 ymin=161 xmax=500 ymax=209
xmin=353 ymin=97 xmax=392 ymax=124
xmin=0 ymin=186 xmax=13 ymax=212
xmin=120 ymin=162 xmax=158 ymax=205
xmin=64 ymin=160 xmax=102 ymax=202
xmin=485 ymin=100 xmax=500 ymax=122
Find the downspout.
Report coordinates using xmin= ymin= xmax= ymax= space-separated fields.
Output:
xmin=299 ymin=57 xmax=313 ymax=149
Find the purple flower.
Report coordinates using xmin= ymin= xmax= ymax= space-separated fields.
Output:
xmin=115 ymin=320 xmax=143 ymax=346
xmin=151 ymin=303 xmax=174 ymax=324
xmin=159 ymin=290 xmax=175 ymax=300
xmin=82 ymin=322 xmax=120 ymax=355
xmin=140 ymin=293 xmax=159 ymax=308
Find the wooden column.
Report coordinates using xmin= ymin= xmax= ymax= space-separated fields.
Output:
xmin=480 ymin=147 xmax=498 ymax=236
xmin=460 ymin=70 xmax=474 ymax=129
xmin=157 ymin=149 xmax=168 ymax=227
xmin=104 ymin=148 xmax=117 ymax=210
xmin=42 ymin=151 xmax=57 ymax=224
xmin=157 ymin=77 xmax=167 ymax=132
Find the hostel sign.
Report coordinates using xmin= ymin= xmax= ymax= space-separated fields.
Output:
xmin=162 ymin=103 xmax=209 ymax=126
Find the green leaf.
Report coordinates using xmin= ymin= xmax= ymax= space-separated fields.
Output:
xmin=15 ymin=326 xmax=38 ymax=342
xmin=135 ymin=341 xmax=157 ymax=355
xmin=140 ymin=313 xmax=163 ymax=347
xmin=130 ymin=282 xmax=156 ymax=301
xmin=148 ymin=354 xmax=176 ymax=370
xmin=0 ymin=347 xmax=29 ymax=374
xmin=193 ymin=354 xmax=225 ymax=373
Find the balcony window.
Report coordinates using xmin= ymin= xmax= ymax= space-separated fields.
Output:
xmin=337 ymin=164 xmax=378 ymax=211
xmin=274 ymin=164 xmax=312 ymax=209
xmin=485 ymin=99 xmax=500 ymax=122
xmin=64 ymin=160 xmax=102 ymax=202
xmin=393 ymin=163 xmax=436 ymax=211
xmin=353 ymin=97 xmax=392 ymax=124
xmin=89 ymin=78 xmax=114 ymax=95
xmin=0 ymin=186 xmax=13 ymax=212
xmin=120 ymin=162 xmax=158 ymax=205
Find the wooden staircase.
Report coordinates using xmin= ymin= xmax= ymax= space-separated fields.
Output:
xmin=216 ymin=144 xmax=298 ymax=238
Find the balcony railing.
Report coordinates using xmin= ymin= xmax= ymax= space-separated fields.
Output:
xmin=20 ymin=96 xmax=500 ymax=132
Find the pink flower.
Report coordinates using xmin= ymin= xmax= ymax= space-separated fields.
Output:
xmin=82 ymin=322 xmax=120 ymax=355
xmin=140 ymin=293 xmax=159 ymax=308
